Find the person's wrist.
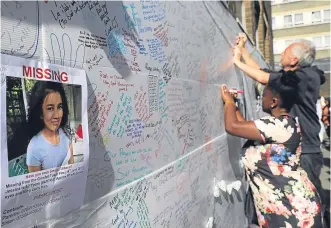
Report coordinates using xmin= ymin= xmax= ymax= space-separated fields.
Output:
xmin=224 ymin=100 xmax=235 ymax=105
xmin=242 ymin=47 xmax=248 ymax=54
xmin=233 ymin=58 xmax=241 ymax=64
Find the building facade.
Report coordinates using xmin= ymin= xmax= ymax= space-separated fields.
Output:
xmin=272 ymin=0 xmax=330 ymax=96
xmin=225 ymin=0 xmax=274 ymax=67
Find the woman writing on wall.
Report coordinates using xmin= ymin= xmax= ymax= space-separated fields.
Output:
xmin=26 ymin=81 xmax=73 ymax=173
xmin=220 ymin=72 xmax=323 ymax=227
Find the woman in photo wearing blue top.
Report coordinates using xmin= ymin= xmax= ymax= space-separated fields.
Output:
xmin=26 ymin=81 xmax=73 ymax=173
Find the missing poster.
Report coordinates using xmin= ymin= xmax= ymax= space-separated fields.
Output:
xmin=0 ymin=54 xmax=89 ymax=227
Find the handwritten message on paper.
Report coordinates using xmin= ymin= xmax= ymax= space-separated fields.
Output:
xmin=158 ymin=78 xmax=168 ymax=120
xmin=88 ymin=91 xmax=113 ymax=138
xmin=49 ymin=1 xmax=89 ymax=29
xmin=167 ymin=80 xmax=185 ymax=116
xmin=122 ymin=29 xmax=142 ymax=72
xmin=134 ymin=87 xmax=152 ymax=123
xmin=137 ymin=39 xmax=149 ymax=56
xmin=114 ymin=147 xmax=153 ymax=187
xmin=153 ymin=22 xmax=169 ymax=47
xmin=162 ymin=51 xmax=180 ymax=83
xmin=99 ymin=71 xmax=134 ymax=92
xmin=148 ymin=75 xmax=158 ymax=113
xmin=49 ymin=1 xmax=119 ymax=36
xmin=147 ymin=38 xmax=165 ymax=63
xmin=126 ymin=119 xmax=144 ymax=138
xmin=141 ymin=0 xmax=166 ymax=22
xmin=108 ymin=93 xmax=133 ymax=138
xmin=86 ymin=54 xmax=104 ymax=71
xmin=78 ymin=31 xmax=107 ymax=49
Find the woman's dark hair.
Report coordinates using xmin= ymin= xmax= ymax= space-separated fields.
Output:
xmin=27 ymin=81 xmax=70 ymax=140
xmin=267 ymin=71 xmax=300 ymax=111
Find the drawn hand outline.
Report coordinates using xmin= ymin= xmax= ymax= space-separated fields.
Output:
xmin=44 ymin=32 xmax=86 ymax=69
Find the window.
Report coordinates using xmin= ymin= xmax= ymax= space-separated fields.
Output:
xmin=272 ymin=17 xmax=275 ymax=28
xmin=324 ymin=9 xmax=330 ymax=22
xmin=285 ymin=40 xmax=293 ymax=47
xmin=284 ymin=15 xmax=293 ymax=27
xmin=294 ymin=13 xmax=303 ymax=25
xmin=312 ymin=11 xmax=322 ymax=23
xmin=313 ymin=36 xmax=322 ymax=49
xmin=283 ymin=0 xmax=289 ymax=3
xmin=273 ymin=40 xmax=279 ymax=54
xmin=255 ymin=28 xmax=259 ymax=51
xmin=241 ymin=2 xmax=246 ymax=29
xmin=325 ymin=35 xmax=330 ymax=47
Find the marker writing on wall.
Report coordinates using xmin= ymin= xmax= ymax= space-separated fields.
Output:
xmin=219 ymin=85 xmax=244 ymax=94
xmin=228 ymin=89 xmax=244 ymax=94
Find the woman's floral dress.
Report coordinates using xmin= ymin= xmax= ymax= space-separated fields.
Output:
xmin=243 ymin=115 xmax=323 ymax=228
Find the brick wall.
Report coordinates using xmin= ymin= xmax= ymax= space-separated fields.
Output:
xmin=243 ymin=0 xmax=274 ymax=67
xmin=244 ymin=0 xmax=255 ymax=43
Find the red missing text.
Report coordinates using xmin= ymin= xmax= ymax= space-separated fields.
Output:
xmin=23 ymin=65 xmax=68 ymax=82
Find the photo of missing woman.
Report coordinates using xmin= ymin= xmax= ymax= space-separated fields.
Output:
xmin=6 ymin=77 xmax=83 ymax=177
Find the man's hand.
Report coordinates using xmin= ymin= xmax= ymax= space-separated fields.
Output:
xmin=233 ymin=46 xmax=243 ymax=62
xmin=236 ymin=33 xmax=248 ymax=48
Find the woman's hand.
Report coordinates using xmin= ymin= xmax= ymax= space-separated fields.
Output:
xmin=220 ymin=85 xmax=235 ymax=103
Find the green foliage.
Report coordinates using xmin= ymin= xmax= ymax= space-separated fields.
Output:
xmin=24 ymin=79 xmax=36 ymax=92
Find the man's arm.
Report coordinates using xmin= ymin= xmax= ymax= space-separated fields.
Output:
xmin=234 ymin=58 xmax=270 ymax=85
xmin=236 ymin=33 xmax=261 ymax=69
xmin=241 ymin=48 xmax=261 ymax=70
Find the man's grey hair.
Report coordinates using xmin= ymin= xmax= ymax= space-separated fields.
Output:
xmin=291 ymin=39 xmax=316 ymax=67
